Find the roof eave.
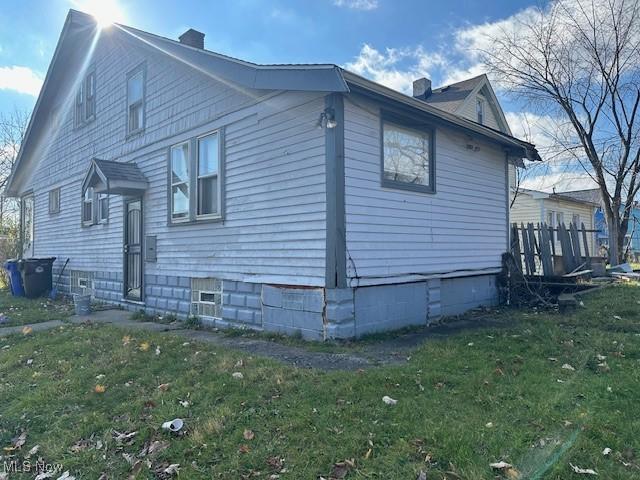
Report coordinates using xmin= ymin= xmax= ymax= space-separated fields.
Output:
xmin=341 ymin=70 xmax=540 ymax=161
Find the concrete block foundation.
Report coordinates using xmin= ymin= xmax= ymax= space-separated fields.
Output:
xmin=51 ymin=259 xmax=498 ymax=340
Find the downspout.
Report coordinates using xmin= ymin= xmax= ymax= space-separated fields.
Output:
xmin=505 ymin=153 xmax=510 ymax=253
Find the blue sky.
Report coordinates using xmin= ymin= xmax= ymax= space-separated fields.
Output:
xmin=1 ymin=0 xmax=588 ymax=190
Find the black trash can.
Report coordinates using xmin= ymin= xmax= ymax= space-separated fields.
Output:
xmin=18 ymin=257 xmax=56 ymax=299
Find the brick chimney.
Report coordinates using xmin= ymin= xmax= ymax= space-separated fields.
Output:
xmin=413 ymin=77 xmax=432 ymax=100
xmin=179 ymin=28 xmax=205 ymax=49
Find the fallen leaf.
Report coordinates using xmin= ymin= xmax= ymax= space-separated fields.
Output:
xmin=382 ymin=395 xmax=397 ymax=405
xmin=417 ymin=472 xmax=427 ymax=480
xmin=562 ymin=363 xmax=575 ymax=371
xmin=155 ymin=346 xmax=161 ymax=356
xmin=56 ymin=472 xmax=75 ymax=480
xmin=22 ymin=326 xmax=32 ymax=335
xmin=266 ymin=456 xmax=284 ymax=472
xmin=232 ymin=372 xmax=244 ymax=379
xmin=243 ymin=429 xmax=255 ymax=440
xmin=239 ymin=444 xmax=250 ymax=454
xmin=122 ymin=335 xmax=131 ymax=345
xmin=570 ymin=463 xmax=598 ymax=475
xmin=485 ymin=422 xmax=494 ymax=428
xmin=147 ymin=440 xmax=169 ymax=456
xmin=490 ymin=461 xmax=513 ymax=470
xmin=26 ymin=444 xmax=40 ymax=458
xmin=158 ymin=383 xmax=170 ymax=392
xmin=113 ymin=430 xmax=137 ymax=445
xmin=139 ymin=342 xmax=150 ymax=352
xmin=35 ymin=473 xmax=54 ymax=480
xmin=164 ymin=464 xmax=180 ymax=475
xmin=94 ymin=384 xmax=106 ymax=393
xmin=330 ymin=459 xmax=355 ymax=479
xmin=613 ymin=315 xmax=622 ymax=320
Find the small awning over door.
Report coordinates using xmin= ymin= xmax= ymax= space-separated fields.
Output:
xmin=82 ymin=159 xmax=148 ymax=196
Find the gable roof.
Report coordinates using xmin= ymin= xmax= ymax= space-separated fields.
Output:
xmin=519 ymin=188 xmax=600 ymax=207
xmin=424 ymin=74 xmax=512 ymax=135
xmin=556 ymin=188 xmax=601 ymax=205
xmin=423 ymin=75 xmax=485 ymax=114
xmin=82 ymin=158 xmax=148 ymax=196
xmin=5 ymin=10 xmax=540 ymax=196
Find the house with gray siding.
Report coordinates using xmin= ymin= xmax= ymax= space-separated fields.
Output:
xmin=5 ymin=10 xmax=540 ymax=339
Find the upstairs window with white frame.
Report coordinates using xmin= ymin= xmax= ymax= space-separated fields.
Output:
xmin=48 ymin=187 xmax=60 ymax=214
xmin=476 ymin=97 xmax=485 ymax=124
xmin=169 ymin=129 xmax=224 ymax=224
xmin=197 ymin=132 xmax=220 ymax=217
xmin=127 ymin=64 xmax=145 ymax=135
xmin=75 ymin=69 xmax=96 ymax=127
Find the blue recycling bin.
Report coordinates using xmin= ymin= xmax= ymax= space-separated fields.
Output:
xmin=3 ymin=259 xmax=25 ymax=297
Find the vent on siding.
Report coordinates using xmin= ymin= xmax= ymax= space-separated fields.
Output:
xmin=191 ymin=278 xmax=222 ymax=319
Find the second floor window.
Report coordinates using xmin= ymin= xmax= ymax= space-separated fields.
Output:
xmin=75 ymin=70 xmax=96 ymax=127
xmin=127 ymin=65 xmax=145 ymax=134
xmin=476 ymin=97 xmax=484 ymax=124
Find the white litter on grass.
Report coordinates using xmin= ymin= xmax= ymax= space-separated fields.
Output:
xmin=490 ymin=461 xmax=512 ymax=469
xmin=232 ymin=372 xmax=244 ymax=379
xmin=382 ymin=395 xmax=397 ymax=405
xmin=570 ymin=463 xmax=598 ymax=475
xmin=602 ymin=447 xmax=612 ymax=456
xmin=596 ymin=354 xmax=606 ymax=361
xmin=562 ymin=363 xmax=576 ymax=371
xmin=155 ymin=346 xmax=161 ymax=356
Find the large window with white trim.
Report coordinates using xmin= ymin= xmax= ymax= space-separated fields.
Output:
xmin=197 ymin=132 xmax=220 ymax=217
xmin=127 ymin=64 xmax=145 ymax=135
xmin=169 ymin=129 xmax=224 ymax=224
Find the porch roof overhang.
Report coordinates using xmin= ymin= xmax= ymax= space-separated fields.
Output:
xmin=82 ymin=159 xmax=148 ymax=196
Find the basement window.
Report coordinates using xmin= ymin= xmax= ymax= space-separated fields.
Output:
xmin=191 ymin=278 xmax=223 ymax=320
xmin=70 ymin=270 xmax=94 ymax=295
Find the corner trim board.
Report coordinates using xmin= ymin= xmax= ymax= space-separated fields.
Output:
xmin=325 ymin=93 xmax=347 ymax=288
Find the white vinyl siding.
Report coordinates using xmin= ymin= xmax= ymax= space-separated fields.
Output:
xmin=343 ymin=94 xmax=508 ymax=285
xmin=22 ymin=30 xmax=327 ymax=285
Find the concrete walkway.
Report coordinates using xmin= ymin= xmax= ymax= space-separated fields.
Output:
xmin=0 ymin=308 xmax=508 ymax=371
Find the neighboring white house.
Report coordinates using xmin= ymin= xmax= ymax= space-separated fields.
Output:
xmin=511 ymin=188 xmax=599 ymax=255
xmin=5 ymin=10 xmax=539 ymax=339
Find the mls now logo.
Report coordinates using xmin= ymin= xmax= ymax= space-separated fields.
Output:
xmin=3 ymin=460 xmax=64 ymax=475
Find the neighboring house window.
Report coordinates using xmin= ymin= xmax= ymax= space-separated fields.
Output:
xmin=48 ymin=188 xmax=60 ymax=214
xmin=169 ymin=129 xmax=224 ymax=224
xmin=127 ymin=64 xmax=145 ymax=134
xmin=572 ymin=214 xmax=580 ymax=226
xmin=476 ymin=98 xmax=484 ymax=124
xmin=547 ymin=210 xmax=557 ymax=241
xmin=197 ymin=132 xmax=220 ymax=217
xmin=381 ymin=115 xmax=435 ymax=193
xmin=98 ymin=194 xmax=109 ymax=223
xmin=21 ymin=194 xmax=34 ymax=258
xmin=82 ymin=187 xmax=94 ymax=225
xmin=75 ymin=69 xmax=96 ymax=127
xmin=170 ymin=142 xmax=190 ymax=221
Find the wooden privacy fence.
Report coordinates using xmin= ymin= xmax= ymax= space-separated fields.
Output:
xmin=511 ymin=222 xmax=599 ymax=277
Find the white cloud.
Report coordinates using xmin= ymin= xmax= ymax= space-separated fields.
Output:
xmin=345 ymin=44 xmax=446 ymax=93
xmin=333 ymin=0 xmax=378 ymax=10
xmin=0 ymin=66 xmax=43 ymax=96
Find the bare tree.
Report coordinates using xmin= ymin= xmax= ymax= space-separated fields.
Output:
xmin=0 ymin=108 xmax=30 ymax=226
xmin=483 ymin=0 xmax=640 ymax=264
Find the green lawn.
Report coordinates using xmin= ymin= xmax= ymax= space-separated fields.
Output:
xmin=0 ymin=285 xmax=639 ymax=479
xmin=0 ymin=289 xmax=73 ymax=326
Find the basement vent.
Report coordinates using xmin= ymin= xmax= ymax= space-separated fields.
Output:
xmin=70 ymin=270 xmax=94 ymax=296
xmin=191 ymin=278 xmax=222 ymax=319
